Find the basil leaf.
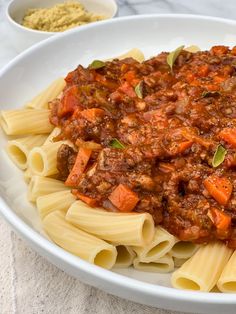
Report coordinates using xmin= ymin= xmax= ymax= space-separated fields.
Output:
xmin=89 ymin=60 xmax=106 ymax=69
xmin=202 ymin=91 xmax=221 ymax=98
xmin=212 ymin=145 xmax=227 ymax=167
xmin=135 ymin=81 xmax=143 ymax=99
xmin=167 ymin=45 xmax=185 ymax=73
xmin=109 ymin=138 xmax=126 ymax=149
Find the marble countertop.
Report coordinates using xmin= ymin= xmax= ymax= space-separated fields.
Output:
xmin=1 ymin=1 xmax=236 ymax=314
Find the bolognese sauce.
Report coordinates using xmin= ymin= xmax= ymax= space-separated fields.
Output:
xmin=50 ymin=45 xmax=236 ymax=247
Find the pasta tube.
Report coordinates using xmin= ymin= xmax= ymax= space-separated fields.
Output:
xmin=43 ymin=127 xmax=61 ymax=145
xmin=106 ymin=48 xmax=145 ymax=63
xmin=170 ymin=240 xmax=199 ymax=259
xmin=28 ymin=141 xmax=63 ymax=176
xmin=173 ymin=257 xmax=188 ymax=267
xmin=217 ymin=250 xmax=236 ymax=292
xmin=114 ymin=245 xmax=136 ymax=268
xmin=43 ymin=210 xmax=117 ymax=269
xmin=24 ymin=168 xmax=33 ymax=183
xmin=184 ymin=45 xmax=200 ymax=53
xmin=28 ymin=176 xmax=67 ymax=202
xmin=7 ymin=135 xmax=47 ymax=169
xmin=37 ymin=190 xmax=76 ymax=219
xmin=132 ymin=226 xmax=175 ymax=262
xmin=0 ymin=109 xmax=53 ymax=135
xmin=66 ymin=201 xmax=155 ymax=246
xmin=26 ymin=78 xmax=66 ymax=109
xmin=133 ymin=254 xmax=174 ymax=273
xmin=171 ymin=241 xmax=233 ymax=292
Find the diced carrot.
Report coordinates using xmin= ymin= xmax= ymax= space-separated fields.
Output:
xmin=80 ymin=108 xmax=105 ymax=123
xmin=203 ymin=175 xmax=233 ymax=206
xmin=65 ymin=148 xmax=92 ymax=187
xmin=209 ymin=207 xmax=231 ymax=231
xmin=58 ymin=86 xmax=80 ymax=117
xmin=218 ymin=128 xmax=236 ymax=148
xmin=108 ymin=184 xmax=139 ymax=212
xmin=177 ymin=141 xmax=193 ymax=153
xmin=72 ymin=190 xmax=97 ymax=207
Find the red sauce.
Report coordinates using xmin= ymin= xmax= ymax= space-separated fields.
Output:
xmin=50 ymin=46 xmax=236 ymax=246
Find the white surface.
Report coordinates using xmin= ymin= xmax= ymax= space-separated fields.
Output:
xmin=6 ymin=0 xmax=118 ymax=51
xmin=1 ymin=14 xmax=236 ymax=314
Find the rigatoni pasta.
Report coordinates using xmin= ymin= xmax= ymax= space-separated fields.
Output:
xmin=37 ymin=190 xmax=76 ymax=219
xmin=133 ymin=254 xmax=174 ymax=273
xmin=28 ymin=176 xmax=68 ymax=202
xmin=7 ymin=135 xmax=47 ymax=169
xmin=170 ymin=241 xmax=199 ymax=259
xmin=114 ymin=245 xmax=136 ymax=268
xmin=0 ymin=109 xmax=53 ymax=135
xmin=132 ymin=226 xmax=175 ymax=262
xmin=66 ymin=200 xmax=155 ymax=246
xmin=26 ymin=78 xmax=66 ymax=109
xmin=217 ymin=250 xmax=236 ymax=292
xmin=43 ymin=210 xmax=117 ymax=269
xmin=171 ymin=242 xmax=233 ymax=292
xmin=28 ymin=141 xmax=63 ymax=176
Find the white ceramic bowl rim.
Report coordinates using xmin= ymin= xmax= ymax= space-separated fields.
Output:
xmin=6 ymin=0 xmax=118 ymax=35
xmin=1 ymin=13 xmax=236 ymax=307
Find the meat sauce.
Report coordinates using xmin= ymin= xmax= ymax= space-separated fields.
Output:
xmin=50 ymin=46 xmax=236 ymax=247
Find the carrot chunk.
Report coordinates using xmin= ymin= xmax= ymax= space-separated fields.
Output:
xmin=108 ymin=184 xmax=139 ymax=212
xmin=177 ymin=141 xmax=193 ymax=153
xmin=65 ymin=148 xmax=92 ymax=187
xmin=203 ymin=175 xmax=233 ymax=206
xmin=210 ymin=207 xmax=231 ymax=231
xmin=58 ymin=85 xmax=80 ymax=117
xmin=72 ymin=190 xmax=97 ymax=207
xmin=219 ymin=128 xmax=236 ymax=148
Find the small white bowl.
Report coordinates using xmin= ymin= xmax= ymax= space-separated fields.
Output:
xmin=5 ymin=0 xmax=118 ymax=52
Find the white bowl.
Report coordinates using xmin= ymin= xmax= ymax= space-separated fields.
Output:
xmin=5 ymin=0 xmax=118 ymax=52
xmin=1 ymin=14 xmax=236 ymax=314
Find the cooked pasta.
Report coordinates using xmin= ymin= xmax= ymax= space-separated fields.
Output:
xmin=37 ymin=190 xmax=76 ymax=219
xmin=28 ymin=141 xmax=63 ymax=176
xmin=24 ymin=168 xmax=33 ymax=183
xmin=7 ymin=135 xmax=47 ymax=169
xmin=217 ymin=250 xmax=236 ymax=292
xmin=171 ymin=241 xmax=233 ymax=292
xmin=0 ymin=109 xmax=53 ymax=135
xmin=28 ymin=176 xmax=67 ymax=202
xmin=66 ymin=200 xmax=155 ymax=246
xmin=43 ymin=210 xmax=117 ymax=269
xmin=132 ymin=226 xmax=175 ymax=262
xmin=114 ymin=245 xmax=136 ymax=268
xmin=133 ymin=254 xmax=174 ymax=273
xmin=43 ymin=127 xmax=61 ymax=145
xmin=26 ymin=78 xmax=66 ymax=109
xmin=170 ymin=241 xmax=199 ymax=259
xmin=107 ymin=48 xmax=145 ymax=62
xmin=173 ymin=257 xmax=188 ymax=268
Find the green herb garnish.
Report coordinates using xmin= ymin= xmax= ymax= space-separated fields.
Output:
xmin=109 ymin=138 xmax=126 ymax=149
xmin=202 ymin=91 xmax=221 ymax=98
xmin=135 ymin=81 xmax=143 ymax=99
xmin=167 ymin=45 xmax=185 ymax=73
xmin=89 ymin=60 xmax=106 ymax=69
xmin=212 ymin=145 xmax=227 ymax=167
